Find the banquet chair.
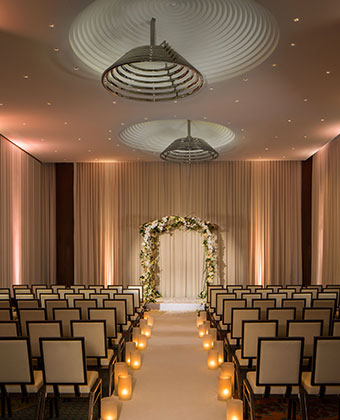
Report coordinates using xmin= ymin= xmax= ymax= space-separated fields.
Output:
xmin=252 ymin=299 xmax=276 ymax=320
xmin=267 ymin=307 xmax=296 ymax=337
xmin=27 ymin=321 xmax=62 ymax=362
xmin=293 ymin=293 xmax=313 ymax=308
xmin=36 ymin=289 xmax=53 ymax=300
xmin=206 ymin=285 xmax=223 ymax=307
xmin=18 ymin=308 xmax=46 ymax=336
xmin=242 ymin=293 xmax=262 ymax=308
xmin=104 ymin=299 xmax=130 ymax=334
xmin=0 ymin=337 xmax=43 ymax=418
xmin=108 ymin=285 xmax=123 ymax=293
xmin=210 ymin=289 xmax=226 ymax=314
xmin=243 ymin=337 xmax=305 ymax=420
xmin=246 ymin=286 xmax=261 ymax=292
xmin=279 ymin=288 xmax=295 ymax=299
xmin=321 ymin=289 xmax=340 ymax=306
xmin=58 ymin=288 xmax=75 ymax=300
xmin=227 ymin=285 xmax=243 ymax=293
xmin=287 ymin=320 xmax=323 ymax=370
xmin=53 ymin=308 xmax=81 ymax=337
xmin=45 ymin=299 xmax=68 ymax=320
xmin=0 ymin=300 xmax=11 ymax=309
xmin=0 ymin=309 xmax=12 ymax=321
xmin=32 ymin=285 xmax=47 ymax=296
xmin=114 ymin=293 xmax=137 ymax=323
xmin=301 ymin=337 xmax=340 ymax=420
xmin=75 ymin=299 xmax=97 ymax=320
xmin=312 ymin=298 xmax=337 ymax=319
xmin=39 ymin=337 xmax=102 ymax=420
xmin=287 ymin=285 xmax=302 ymax=292
xmin=303 ymin=307 xmax=332 ymax=336
xmin=71 ymin=320 xmax=115 ymax=395
xmin=332 ymin=320 xmax=340 ymax=336
xmin=88 ymin=285 xmax=104 ymax=293
xmin=215 ymin=293 xmax=236 ymax=322
xmin=0 ymin=321 xmax=19 ymax=337
xmin=301 ymin=288 xmax=319 ymax=299
xmin=268 ymin=286 xmax=283 ymax=293
xmin=123 ymin=288 xmax=142 ymax=312
xmin=233 ymin=320 xmax=277 ymax=397
xmin=70 ymin=285 xmax=85 ymax=293
xmin=283 ymin=299 xmax=305 ymax=320
xmin=89 ymin=293 xmax=109 ymax=308
xmin=16 ymin=293 xmax=35 ymax=301
xmin=40 ymin=294 xmax=59 ymax=308
xmin=219 ymin=299 xmax=246 ymax=335
xmin=65 ymin=293 xmax=84 ymax=308
xmin=235 ymin=289 xmax=250 ymax=299
xmin=254 ymin=288 xmax=273 ymax=299
xmin=17 ymin=299 xmax=40 ymax=309
xmin=267 ymin=292 xmax=287 ymax=307
xmin=51 ymin=285 xmax=66 ymax=294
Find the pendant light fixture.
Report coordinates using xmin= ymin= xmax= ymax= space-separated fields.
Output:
xmin=102 ymin=18 xmax=203 ymax=102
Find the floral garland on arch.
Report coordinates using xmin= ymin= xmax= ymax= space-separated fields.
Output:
xmin=139 ymin=215 xmax=218 ymax=303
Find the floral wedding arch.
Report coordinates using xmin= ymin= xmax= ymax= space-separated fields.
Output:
xmin=139 ymin=216 xmax=218 ymax=303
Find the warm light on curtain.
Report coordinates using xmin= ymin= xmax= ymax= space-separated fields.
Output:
xmin=74 ymin=161 xmax=302 ymax=287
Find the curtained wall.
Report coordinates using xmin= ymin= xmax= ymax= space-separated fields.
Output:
xmin=0 ymin=136 xmax=56 ymax=287
xmin=74 ymin=161 xmax=302 ymax=289
xmin=312 ymin=136 xmax=340 ymax=285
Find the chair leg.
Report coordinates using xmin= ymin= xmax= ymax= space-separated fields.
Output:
xmin=288 ymin=398 xmax=292 ymax=419
xmin=6 ymin=395 xmax=11 ymax=418
xmin=298 ymin=389 xmax=308 ymax=420
xmin=88 ymin=391 xmax=95 ymax=420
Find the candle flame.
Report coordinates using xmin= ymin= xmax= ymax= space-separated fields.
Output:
xmin=121 ymin=389 xmax=128 ymax=396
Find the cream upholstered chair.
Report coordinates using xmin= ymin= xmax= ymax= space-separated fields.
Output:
xmin=206 ymin=285 xmax=223 ymax=308
xmin=293 ymin=292 xmax=313 ymax=308
xmin=0 ymin=309 xmax=12 ymax=321
xmin=233 ymin=320 xmax=278 ymax=397
xmin=53 ymin=308 xmax=81 ymax=337
xmin=36 ymin=289 xmax=53 ymax=300
xmin=89 ymin=293 xmax=109 ymax=308
xmin=0 ymin=321 xmax=19 ymax=337
xmin=312 ymin=298 xmax=337 ymax=319
xmin=301 ymin=288 xmax=318 ymax=299
xmin=219 ymin=299 xmax=246 ymax=334
xmin=17 ymin=299 xmax=40 ymax=309
xmin=242 ymin=293 xmax=262 ymax=308
xmin=0 ymin=300 xmax=11 ymax=309
xmin=58 ymin=288 xmax=74 ymax=300
xmin=287 ymin=285 xmax=302 ymax=292
xmin=114 ymin=293 xmax=136 ymax=322
xmin=283 ymin=299 xmax=305 ymax=320
xmin=71 ymin=320 xmax=115 ymax=394
xmin=75 ymin=299 xmax=97 ymax=320
xmin=40 ymin=294 xmax=59 ymax=309
xmin=51 ymin=285 xmax=66 ymax=293
xmin=332 ymin=320 xmax=340 ymax=336
xmin=209 ymin=288 xmax=226 ymax=313
xmin=27 ymin=321 xmax=62 ymax=359
xmin=268 ymin=285 xmax=283 ymax=293
xmin=65 ymin=293 xmax=84 ymax=308
xmin=215 ymin=293 xmax=236 ymax=321
xmin=108 ymin=285 xmax=123 ymax=293
xmin=243 ymin=337 xmax=305 ymax=420
xmin=88 ymin=285 xmax=104 ymax=293
xmin=123 ymin=288 xmax=141 ymax=311
xmin=253 ymin=299 xmax=276 ymax=320
xmin=0 ymin=288 xmax=10 ymax=296
xmin=303 ymin=307 xmax=332 ymax=336
xmin=18 ymin=308 xmax=46 ymax=336
xmin=39 ymin=337 xmax=102 ymax=420
xmin=267 ymin=292 xmax=287 ymax=307
xmin=0 ymin=294 xmax=10 ymax=301
xmin=301 ymin=337 xmax=340 ymax=419
xmin=288 ymin=320 xmax=323 ymax=370
xmin=321 ymin=288 xmax=340 ymax=306
xmin=80 ymin=289 xmax=94 ymax=299
xmin=45 ymin=299 xmax=68 ymax=320
xmin=254 ymin=288 xmax=273 ymax=299
xmin=306 ymin=285 xmax=322 ymax=291
xmin=32 ymin=285 xmax=47 ymax=296
xmin=0 ymin=337 xmax=43 ymax=417
xmin=70 ymin=285 xmax=85 ymax=293
xmin=16 ymin=293 xmax=35 ymax=301
xmin=235 ymin=289 xmax=250 ymax=299
xmin=267 ymin=307 xmax=296 ymax=337
xmin=227 ymin=285 xmax=243 ymax=293
xmin=127 ymin=285 xmax=144 ymax=308
xmin=246 ymin=285 xmax=261 ymax=292
xmin=104 ymin=299 xmax=130 ymax=333
xmin=279 ymin=288 xmax=294 ymax=299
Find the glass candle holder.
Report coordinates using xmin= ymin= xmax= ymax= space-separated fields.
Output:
xmin=132 ymin=327 xmax=141 ymax=345
xmin=199 ymin=311 xmax=207 ymax=320
xmin=202 ymin=334 xmax=214 ymax=350
xmin=147 ymin=316 xmax=154 ymax=328
xmin=220 ymin=362 xmax=235 ymax=388
xmin=114 ymin=362 xmax=128 ymax=395
xmin=125 ymin=341 xmax=137 ymax=366
xmin=198 ymin=324 xmax=206 ymax=338
xmin=218 ymin=376 xmax=232 ymax=400
xmin=130 ymin=350 xmax=141 ymax=370
xmin=118 ymin=374 xmax=132 ymax=400
xmin=101 ymin=395 xmax=118 ymax=420
xmin=141 ymin=324 xmax=151 ymax=338
xmin=197 ymin=317 xmax=204 ymax=328
xmin=214 ymin=340 xmax=224 ymax=365
xmin=137 ymin=334 xmax=147 ymax=350
xmin=139 ymin=318 xmax=148 ymax=328
xmin=226 ymin=398 xmax=243 ymax=420
xmin=208 ymin=327 xmax=217 ymax=341
xmin=203 ymin=320 xmax=210 ymax=334
xmin=208 ymin=349 xmax=219 ymax=369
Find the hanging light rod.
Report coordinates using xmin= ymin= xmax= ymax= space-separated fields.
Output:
xmin=101 ymin=18 xmax=204 ymax=102
xmin=160 ymin=120 xmax=219 ymax=163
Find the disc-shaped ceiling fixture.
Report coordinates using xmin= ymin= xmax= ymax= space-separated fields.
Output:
xmin=101 ymin=18 xmax=203 ymax=101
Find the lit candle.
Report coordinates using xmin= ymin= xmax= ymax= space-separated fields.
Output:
xmin=198 ymin=324 xmax=206 ymax=338
xmin=208 ymin=349 xmax=219 ymax=369
xmin=203 ymin=321 xmax=210 ymax=334
xmin=118 ymin=374 xmax=132 ymax=400
xmin=125 ymin=341 xmax=136 ymax=366
xmin=132 ymin=327 xmax=141 ymax=345
xmin=137 ymin=334 xmax=147 ymax=350
xmin=101 ymin=395 xmax=118 ymax=420
xmin=141 ymin=325 xmax=151 ymax=338
xmin=208 ymin=327 xmax=217 ymax=341
xmin=147 ymin=316 xmax=154 ymax=328
xmin=226 ymin=398 xmax=243 ymax=420
xmin=197 ymin=317 xmax=204 ymax=328
xmin=130 ymin=350 xmax=141 ymax=370
xmin=214 ymin=340 xmax=224 ymax=365
xmin=139 ymin=318 xmax=148 ymax=328
xmin=199 ymin=311 xmax=207 ymax=320
xmin=220 ymin=362 xmax=235 ymax=388
xmin=218 ymin=376 xmax=232 ymax=400
xmin=114 ymin=362 xmax=128 ymax=395
xmin=202 ymin=334 xmax=214 ymax=350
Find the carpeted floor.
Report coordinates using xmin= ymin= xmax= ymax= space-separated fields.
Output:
xmin=5 ymin=311 xmax=339 ymax=419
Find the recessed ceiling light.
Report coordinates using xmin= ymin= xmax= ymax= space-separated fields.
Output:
xmin=326 ymin=71 xmax=331 ymax=75
xmin=243 ymin=78 xmax=248 ymax=82
xmin=108 ymin=129 xmax=112 ymax=133
xmin=73 ymin=66 xmax=79 ymax=71
xmin=265 ymin=147 xmax=269 ymax=151
xmin=235 ymin=99 xmax=240 ymax=103
xmin=293 ymin=17 xmax=300 ymax=22
xmin=321 ymin=118 xmax=325 ymax=122
xmin=288 ymin=119 xmax=292 ymax=123
xmin=112 ymin=101 xmax=116 ymax=104
xmin=303 ymin=135 xmax=307 ymax=139
xmin=54 ymin=48 xmax=59 ymax=52
xmin=64 ymin=121 xmax=68 ymax=125
xmin=303 ymin=98 xmax=308 ymax=102
xmin=209 ymin=87 xmax=214 ymax=91
xmin=121 ymin=122 xmax=125 ymax=126
xmin=24 ymin=75 xmax=29 ymax=79
xmin=290 ymin=42 xmax=296 ymax=47
xmin=274 ymin=135 xmax=278 ymax=139
xmin=54 ymin=150 xmax=58 ymax=153
xmin=88 ymin=149 xmax=92 ymax=152
xmin=47 ymin=102 xmax=52 ymax=106
xmin=291 ymin=147 xmax=295 ymax=150
xmin=49 ymin=24 xmax=55 ymax=28
xmin=77 ymin=137 xmax=81 ymax=141
xmin=0 ymin=103 xmax=3 ymax=106
xmin=22 ymin=122 xmax=27 ymax=126
xmin=272 ymin=63 xmax=277 ymax=67
xmin=108 ymin=137 xmax=112 ymax=140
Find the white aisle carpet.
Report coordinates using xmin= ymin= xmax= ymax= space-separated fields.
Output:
xmin=119 ymin=311 xmax=226 ymax=420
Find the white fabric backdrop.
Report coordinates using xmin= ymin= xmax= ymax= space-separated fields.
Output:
xmin=0 ymin=136 xmax=56 ymax=287
xmin=74 ymin=161 xmax=302 ymax=289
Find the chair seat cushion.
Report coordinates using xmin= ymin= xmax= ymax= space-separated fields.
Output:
xmin=87 ymin=348 xmax=114 ymax=367
xmin=235 ymin=349 xmax=257 ymax=368
xmin=214 ymin=314 xmax=221 ymax=321
xmin=111 ymin=333 xmax=123 ymax=346
xmin=6 ymin=370 xmax=43 ymax=393
xmin=226 ymin=332 xmax=238 ymax=345
xmin=246 ymin=371 xmax=300 ymax=395
xmin=130 ymin=314 xmax=138 ymax=322
xmin=302 ymin=372 xmax=340 ymax=395
xmin=219 ymin=321 xmax=228 ymax=331
xmin=46 ymin=371 xmax=99 ymax=395
xmin=122 ymin=321 xmax=131 ymax=331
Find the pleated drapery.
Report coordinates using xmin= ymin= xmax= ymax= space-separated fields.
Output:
xmin=0 ymin=136 xmax=56 ymax=287
xmin=74 ymin=161 xmax=302 ymax=291
xmin=312 ymin=136 xmax=340 ymax=285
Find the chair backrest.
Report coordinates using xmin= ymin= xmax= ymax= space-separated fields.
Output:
xmin=70 ymin=285 xmax=85 ymax=293
xmin=127 ymin=285 xmax=143 ymax=301
xmin=51 ymin=285 xmax=66 ymax=293
xmin=267 ymin=293 xmax=287 ymax=307
xmin=0 ymin=289 xmax=10 ymax=297
xmin=40 ymin=338 xmax=87 ymax=386
xmin=14 ymin=288 xmax=32 ymax=296
xmin=318 ymin=292 xmax=339 ymax=306
xmin=222 ymin=299 xmax=246 ymax=325
xmin=88 ymin=285 xmax=104 ymax=293
xmin=242 ymin=320 xmax=277 ymax=361
xmin=286 ymin=285 xmax=302 ymax=292
xmin=216 ymin=293 xmax=236 ymax=316
xmin=32 ymin=284 xmax=47 ymax=296
xmin=0 ymin=300 xmax=11 ymax=309
xmin=40 ymin=294 xmax=59 ymax=308
xmin=311 ymin=337 xmax=340 ymax=386
xmin=74 ymin=299 xmax=97 ymax=320
xmin=256 ymin=338 xmax=303 ymax=388
xmin=104 ymin=299 xmax=127 ymax=325
xmin=18 ymin=308 xmax=46 ymax=336
xmin=321 ymin=289 xmax=340 ymax=305
xmin=306 ymin=285 xmax=322 ymax=291
xmin=253 ymin=299 xmax=276 ymax=320
xmin=231 ymin=308 xmax=260 ymax=340
xmin=36 ymin=288 xmax=53 ymax=299
xmin=312 ymin=298 xmax=337 ymax=318
xmin=301 ymin=288 xmax=318 ymax=299
xmin=0 ymin=337 xmax=34 ymax=384
xmin=53 ymin=308 xmax=81 ymax=337
xmin=123 ymin=289 xmax=140 ymax=309
xmin=278 ymin=288 xmax=294 ymax=299
xmin=282 ymin=299 xmax=305 ymax=320
xmin=255 ymin=289 xmax=273 ymax=299
xmin=0 ymin=309 xmax=12 ymax=321
xmin=125 ymin=287 xmax=142 ymax=307
xmin=79 ymin=289 xmax=93 ymax=299
xmin=16 ymin=294 xmax=35 ymax=300
xmin=227 ymin=286 xmax=243 ymax=293
xmin=88 ymin=308 xmax=117 ymax=338
xmin=114 ymin=293 xmax=134 ymax=316
xmin=269 ymin=286 xmax=283 ymax=293
xmin=0 ymin=321 xmax=18 ymax=337
xmin=107 ymin=285 xmax=123 ymax=293
xmin=89 ymin=293 xmax=109 ymax=308
xmin=242 ymin=293 xmax=262 ymax=308
xmin=45 ymin=299 xmax=68 ymax=320
xmin=65 ymin=293 xmax=84 ymax=308
xmin=332 ymin=320 xmax=340 ymax=336
xmin=16 ymin=299 xmax=40 ymax=309
xmin=207 ymin=285 xmax=223 ymax=304
xmin=293 ymin=292 xmax=312 ymax=307
xmin=71 ymin=320 xmax=107 ymax=358
xmin=267 ymin=307 xmax=296 ymax=337
xmin=210 ymin=288 xmax=226 ymax=311
xmin=246 ymin=285 xmax=261 ymax=292
xmin=303 ymin=307 xmax=332 ymax=336
xmin=235 ymin=289 xmax=250 ymax=299
xmin=27 ymin=321 xmax=62 ymax=357
xmin=58 ymin=289 xmax=75 ymax=300
xmin=287 ymin=320 xmax=323 ymax=358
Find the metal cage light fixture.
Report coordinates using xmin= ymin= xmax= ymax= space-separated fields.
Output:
xmin=101 ymin=18 xmax=204 ymax=102
xmin=160 ymin=120 xmax=219 ymax=163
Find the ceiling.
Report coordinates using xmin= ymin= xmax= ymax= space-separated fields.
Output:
xmin=1 ymin=0 xmax=340 ymax=163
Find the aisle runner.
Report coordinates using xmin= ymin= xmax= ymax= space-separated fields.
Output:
xmin=119 ymin=311 xmax=225 ymax=420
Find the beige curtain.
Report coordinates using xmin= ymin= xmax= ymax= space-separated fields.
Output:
xmin=74 ymin=161 xmax=302 ymax=289
xmin=0 ymin=136 xmax=56 ymax=287
xmin=312 ymin=137 xmax=340 ymax=285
